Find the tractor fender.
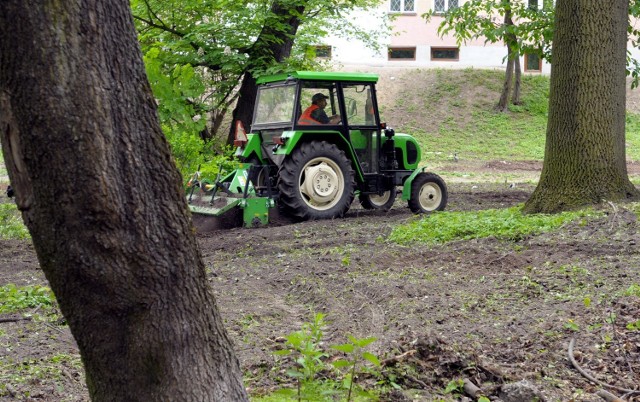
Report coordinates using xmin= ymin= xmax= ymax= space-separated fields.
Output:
xmin=401 ymin=167 xmax=425 ymax=201
xmin=275 ymin=130 xmax=365 ymax=182
xmin=235 ymin=133 xmax=263 ymax=162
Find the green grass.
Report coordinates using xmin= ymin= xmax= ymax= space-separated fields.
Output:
xmin=0 ymin=353 xmax=83 ymax=397
xmin=389 ymin=205 xmax=598 ymax=246
xmin=0 ymin=203 xmax=30 ymax=240
xmin=0 ymin=284 xmax=55 ymax=314
xmin=394 ymin=69 xmax=640 ymax=164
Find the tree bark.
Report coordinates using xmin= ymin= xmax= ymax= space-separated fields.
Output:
xmin=497 ymin=57 xmax=515 ymax=112
xmin=524 ymin=0 xmax=640 ymax=213
xmin=512 ymin=55 xmax=522 ymax=105
xmin=497 ymin=5 xmax=517 ymax=112
xmin=0 ymin=1 xmax=248 ymax=401
xmin=228 ymin=0 xmax=306 ymax=144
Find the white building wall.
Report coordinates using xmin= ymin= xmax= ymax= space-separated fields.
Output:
xmin=325 ymin=0 xmax=553 ymax=74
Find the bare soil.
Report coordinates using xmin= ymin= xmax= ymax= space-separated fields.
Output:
xmin=2 ymin=170 xmax=640 ymax=401
xmin=2 ymin=68 xmax=640 ymax=400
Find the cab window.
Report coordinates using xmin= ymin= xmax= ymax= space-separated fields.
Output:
xmin=253 ymin=84 xmax=296 ymax=126
xmin=342 ymin=84 xmax=377 ymax=127
xmin=297 ymin=82 xmax=341 ymax=126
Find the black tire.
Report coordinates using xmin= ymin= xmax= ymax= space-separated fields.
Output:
xmin=278 ymin=141 xmax=355 ymax=220
xmin=359 ymin=187 xmax=397 ymax=211
xmin=245 ymin=156 xmax=268 ymax=190
xmin=408 ymin=172 xmax=448 ymax=213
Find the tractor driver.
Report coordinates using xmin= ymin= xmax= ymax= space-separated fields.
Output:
xmin=298 ymin=93 xmax=341 ymax=125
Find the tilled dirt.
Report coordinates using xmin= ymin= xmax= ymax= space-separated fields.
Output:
xmin=1 ymin=182 xmax=640 ymax=401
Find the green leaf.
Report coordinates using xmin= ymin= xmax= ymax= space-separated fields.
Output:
xmin=273 ymin=388 xmax=297 ymax=397
xmin=353 ymin=336 xmax=377 ymax=348
xmin=564 ymin=320 xmax=580 ymax=332
xmin=285 ymin=369 xmax=305 ymax=378
xmin=331 ymin=343 xmax=355 ymax=353
xmin=362 ymin=352 xmax=380 ymax=367
xmin=332 ymin=359 xmax=352 ymax=368
xmin=626 ymin=319 xmax=640 ymax=331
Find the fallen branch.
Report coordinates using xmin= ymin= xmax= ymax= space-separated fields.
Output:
xmin=596 ymin=389 xmax=624 ymax=402
xmin=0 ymin=316 xmax=32 ymax=323
xmin=381 ymin=349 xmax=416 ymax=367
xmin=405 ymin=374 xmax=427 ymax=389
xmin=568 ymin=338 xmax=640 ymax=395
xmin=463 ymin=378 xmax=484 ymax=399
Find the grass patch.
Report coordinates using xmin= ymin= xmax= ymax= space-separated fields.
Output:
xmin=0 ymin=353 xmax=83 ymax=397
xmin=626 ymin=113 xmax=640 ymax=161
xmin=389 ymin=205 xmax=597 ymax=246
xmin=393 ymin=69 xmax=640 ymax=164
xmin=0 ymin=284 xmax=55 ymax=314
xmin=0 ymin=203 xmax=30 ymax=240
xmin=398 ymin=69 xmax=549 ymax=162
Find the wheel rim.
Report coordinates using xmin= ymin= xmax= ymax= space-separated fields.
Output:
xmin=418 ymin=182 xmax=442 ymax=211
xmin=298 ymin=157 xmax=345 ymax=211
xmin=369 ymin=191 xmax=391 ymax=207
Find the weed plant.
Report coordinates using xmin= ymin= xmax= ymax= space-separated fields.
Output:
xmin=389 ymin=205 xmax=598 ymax=245
xmin=261 ymin=313 xmax=380 ymax=402
xmin=0 ymin=284 xmax=54 ymax=314
xmin=0 ymin=204 xmax=29 ymax=240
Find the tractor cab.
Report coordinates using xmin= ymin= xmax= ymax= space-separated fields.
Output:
xmin=248 ymin=72 xmax=414 ymax=176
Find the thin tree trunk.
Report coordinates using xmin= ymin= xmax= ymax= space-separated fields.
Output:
xmin=0 ymin=1 xmax=248 ymax=400
xmin=497 ymin=57 xmax=514 ymax=112
xmin=228 ymin=1 xmax=306 ymax=144
xmin=512 ymin=55 xmax=522 ymax=105
xmin=524 ymin=0 xmax=639 ymax=213
xmin=497 ymin=5 xmax=516 ymax=112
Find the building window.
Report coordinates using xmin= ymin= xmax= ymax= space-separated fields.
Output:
xmin=388 ymin=47 xmax=416 ymax=60
xmin=434 ymin=0 xmax=458 ymax=13
xmin=314 ymin=45 xmax=332 ymax=59
xmin=525 ymin=53 xmax=542 ymax=72
xmin=529 ymin=0 xmax=553 ymax=9
xmin=431 ymin=47 xmax=459 ymax=61
xmin=390 ymin=0 xmax=415 ymax=13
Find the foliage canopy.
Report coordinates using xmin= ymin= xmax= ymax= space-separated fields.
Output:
xmin=131 ymin=0 xmax=387 ymax=177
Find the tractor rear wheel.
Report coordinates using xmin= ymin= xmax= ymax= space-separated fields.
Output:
xmin=408 ymin=173 xmax=447 ymax=213
xmin=278 ymin=141 xmax=355 ymax=220
xmin=245 ymin=156 xmax=270 ymax=193
xmin=359 ymin=187 xmax=397 ymax=211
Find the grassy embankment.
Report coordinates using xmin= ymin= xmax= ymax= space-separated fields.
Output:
xmin=381 ymin=68 xmax=640 ymax=184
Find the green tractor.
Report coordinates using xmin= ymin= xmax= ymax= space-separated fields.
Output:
xmin=187 ymin=71 xmax=447 ymax=228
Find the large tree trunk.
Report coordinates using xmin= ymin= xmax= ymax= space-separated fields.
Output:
xmin=524 ymin=0 xmax=639 ymax=213
xmin=0 ymin=2 xmax=249 ymax=400
xmin=228 ymin=1 xmax=306 ymax=144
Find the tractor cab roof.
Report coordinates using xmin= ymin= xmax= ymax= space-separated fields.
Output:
xmin=256 ymin=71 xmax=379 ymax=85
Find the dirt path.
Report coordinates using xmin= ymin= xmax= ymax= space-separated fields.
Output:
xmin=2 ymin=181 xmax=640 ymax=401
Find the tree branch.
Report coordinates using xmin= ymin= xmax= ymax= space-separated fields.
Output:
xmin=568 ymin=338 xmax=640 ymax=395
xmin=0 ymin=316 xmax=32 ymax=323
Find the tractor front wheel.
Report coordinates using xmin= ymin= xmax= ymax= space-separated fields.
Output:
xmin=359 ymin=187 xmax=397 ymax=211
xmin=278 ymin=141 xmax=355 ymax=220
xmin=408 ymin=173 xmax=448 ymax=213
